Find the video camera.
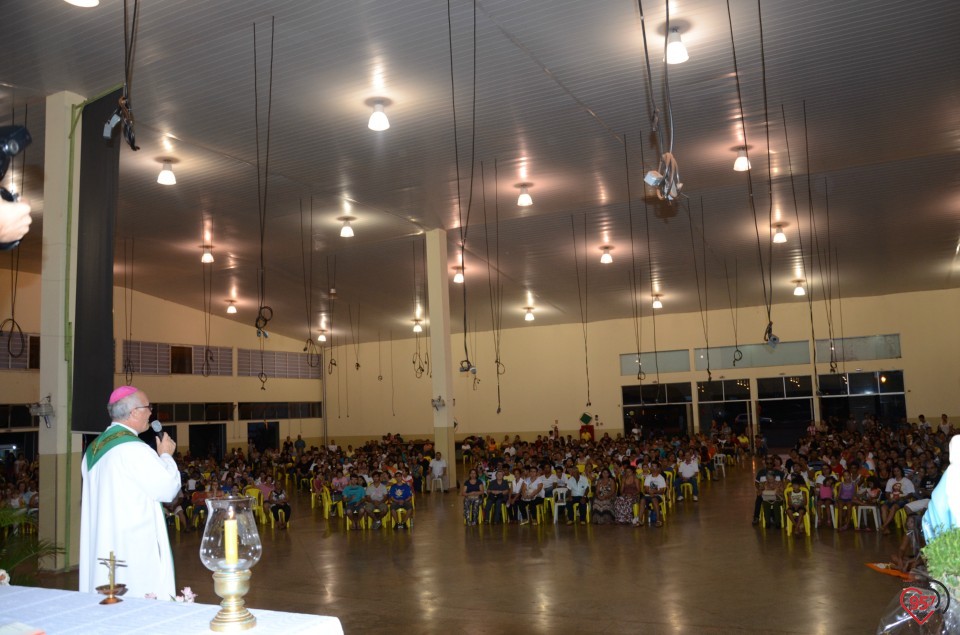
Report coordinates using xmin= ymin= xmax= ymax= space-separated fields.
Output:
xmin=0 ymin=125 xmax=32 ymax=202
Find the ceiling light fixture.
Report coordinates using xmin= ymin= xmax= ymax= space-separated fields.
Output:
xmin=516 ymin=183 xmax=533 ymax=207
xmin=157 ymin=160 xmax=176 ymax=185
xmin=652 ymin=294 xmax=663 ymax=310
xmin=226 ymin=301 xmax=237 ymax=314
xmin=368 ymin=100 xmax=390 ymax=131
xmin=523 ymin=307 xmax=535 ymax=322
xmin=412 ymin=319 xmax=423 ymax=333
xmin=666 ymin=28 xmax=689 ymax=64
xmin=64 ymin=0 xmax=99 ymax=6
xmin=200 ymin=245 xmax=214 ymax=264
xmin=338 ymin=216 xmax=355 ymax=238
xmin=793 ymin=280 xmax=806 ymax=296
xmin=772 ymin=224 xmax=787 ymax=244
xmin=317 ymin=329 xmax=327 ymax=342
xmin=452 ymin=266 xmax=464 ymax=284
xmin=733 ymin=148 xmax=751 ymax=172
xmin=600 ymin=246 xmax=613 ymax=264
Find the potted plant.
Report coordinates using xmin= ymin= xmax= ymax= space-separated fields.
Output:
xmin=921 ymin=526 xmax=960 ymax=630
xmin=0 ymin=508 xmax=62 ymax=586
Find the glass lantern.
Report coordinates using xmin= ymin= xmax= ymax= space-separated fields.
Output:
xmin=199 ymin=495 xmax=263 ymax=572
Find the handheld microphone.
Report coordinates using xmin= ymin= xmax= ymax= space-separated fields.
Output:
xmin=150 ymin=420 xmax=164 ymax=441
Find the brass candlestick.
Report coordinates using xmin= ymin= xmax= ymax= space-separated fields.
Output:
xmin=210 ymin=569 xmax=256 ymax=632
xmin=199 ymin=496 xmax=263 ymax=632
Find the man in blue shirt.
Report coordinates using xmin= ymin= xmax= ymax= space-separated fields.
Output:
xmin=388 ymin=470 xmax=414 ymax=529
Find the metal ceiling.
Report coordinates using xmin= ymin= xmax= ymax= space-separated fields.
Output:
xmin=2 ymin=0 xmax=959 ymax=344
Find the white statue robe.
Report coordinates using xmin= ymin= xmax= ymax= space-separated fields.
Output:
xmin=79 ymin=423 xmax=182 ymax=599
xmin=923 ymin=435 xmax=960 ymax=541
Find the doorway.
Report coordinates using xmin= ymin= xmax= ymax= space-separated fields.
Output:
xmin=189 ymin=423 xmax=226 ymax=461
xmin=247 ymin=421 xmax=280 ymax=453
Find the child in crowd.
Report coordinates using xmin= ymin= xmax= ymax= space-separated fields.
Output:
xmin=785 ymin=476 xmax=808 ymax=537
xmin=817 ymin=475 xmax=836 ymax=528
xmin=836 ymin=471 xmax=857 ymax=531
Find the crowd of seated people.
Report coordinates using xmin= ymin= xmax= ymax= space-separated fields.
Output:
xmin=450 ymin=429 xmax=736 ymax=527
xmin=1 ymin=452 xmax=38 ymax=528
xmin=751 ymin=414 xmax=952 ymax=546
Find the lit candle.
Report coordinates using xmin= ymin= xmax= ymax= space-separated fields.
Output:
xmin=224 ymin=507 xmax=238 ymax=566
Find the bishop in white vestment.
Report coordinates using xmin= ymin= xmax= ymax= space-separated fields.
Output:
xmin=79 ymin=386 xmax=181 ymax=599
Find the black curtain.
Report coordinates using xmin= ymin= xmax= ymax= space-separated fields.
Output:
xmin=71 ymin=90 xmax=122 ymax=435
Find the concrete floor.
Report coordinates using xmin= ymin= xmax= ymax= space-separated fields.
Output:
xmin=43 ymin=458 xmax=905 ymax=633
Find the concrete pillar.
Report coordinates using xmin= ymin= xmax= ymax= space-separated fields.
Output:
xmin=425 ymin=229 xmax=456 ymax=489
xmin=38 ymin=90 xmax=85 ymax=572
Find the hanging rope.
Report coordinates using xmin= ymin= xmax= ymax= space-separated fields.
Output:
xmin=624 ymin=134 xmax=645 ymax=381
xmin=570 ymin=215 xmax=592 ymax=407
xmin=724 ymin=259 xmax=743 ymax=366
xmin=446 ymin=0 xmax=478 ymax=373
xmin=421 ymin=237 xmax=431 ymax=377
xmin=835 ymin=246 xmax=847 ymax=374
xmin=252 ymin=17 xmax=276 ymax=390
xmin=726 ymin=0 xmax=774 ymax=342
xmin=482 ymin=161 xmax=505 ymax=413
xmin=300 ymin=198 xmax=321 ymax=367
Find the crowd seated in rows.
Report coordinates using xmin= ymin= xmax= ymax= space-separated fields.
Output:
xmin=1 ymin=452 xmax=39 ymax=531
xmin=752 ymin=414 xmax=952 ymax=548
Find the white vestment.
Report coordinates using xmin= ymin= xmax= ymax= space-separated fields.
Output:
xmin=79 ymin=423 xmax=182 ymax=599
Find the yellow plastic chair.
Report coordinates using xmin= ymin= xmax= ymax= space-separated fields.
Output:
xmin=244 ymin=487 xmax=266 ymax=524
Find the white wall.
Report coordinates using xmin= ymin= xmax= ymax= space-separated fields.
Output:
xmin=2 ymin=268 xmax=958 ymax=447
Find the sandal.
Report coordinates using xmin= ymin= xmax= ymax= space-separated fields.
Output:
xmin=655 ymin=520 xmax=663 ymax=527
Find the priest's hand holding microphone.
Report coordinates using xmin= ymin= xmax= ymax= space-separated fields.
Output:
xmin=151 ymin=420 xmax=177 ymax=456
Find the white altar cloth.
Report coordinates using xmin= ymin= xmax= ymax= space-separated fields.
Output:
xmin=0 ymin=585 xmax=344 ymax=634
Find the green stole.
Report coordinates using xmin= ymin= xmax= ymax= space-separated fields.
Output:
xmin=84 ymin=425 xmax=142 ymax=470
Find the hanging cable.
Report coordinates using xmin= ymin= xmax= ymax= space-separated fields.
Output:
xmin=326 ymin=255 xmax=338 ymax=375
xmin=411 ymin=241 xmax=426 ymax=378
xmin=377 ymin=331 xmax=384 ymax=381
xmin=200 ymin=213 xmax=214 ymax=378
xmin=570 ymin=215 xmax=592 ymax=407
xmin=300 ymin=198 xmax=321 ymax=367
xmin=687 ymin=197 xmax=711 ymax=381
xmin=812 ymin=177 xmax=838 ymax=372
xmin=121 ymin=238 xmax=135 ymax=382
xmin=639 ymin=134 xmax=661 ymax=389
xmin=446 ymin=0 xmax=478 ymax=373
xmin=726 ymin=0 xmax=774 ymax=343
xmin=781 ymin=104 xmax=819 ymax=392
xmin=724 ymin=259 xmax=743 ymax=366
xmin=252 ymin=17 xmax=276 ymax=390
xmin=349 ymin=304 xmax=361 ymax=370
xmin=389 ymin=331 xmax=396 ymax=416
xmin=835 ymin=246 xmax=847 ymax=374
xmin=1 ymin=104 xmax=27 ymax=360
xmin=624 ymin=135 xmax=645 ymax=381
xmin=107 ymin=0 xmax=141 ymax=151
xmin=421 ymin=237 xmax=432 ymax=378
xmin=1 ymin=246 xmax=25 ymax=359
xmin=482 ymin=161 xmax=505 ymax=413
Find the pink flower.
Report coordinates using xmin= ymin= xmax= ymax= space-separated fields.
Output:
xmin=144 ymin=592 xmax=157 ymax=600
xmin=177 ymin=587 xmax=197 ymax=603
xmin=0 ymin=569 xmax=10 ymax=586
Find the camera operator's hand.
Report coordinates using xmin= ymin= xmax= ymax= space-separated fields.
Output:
xmin=0 ymin=198 xmax=32 ymax=244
